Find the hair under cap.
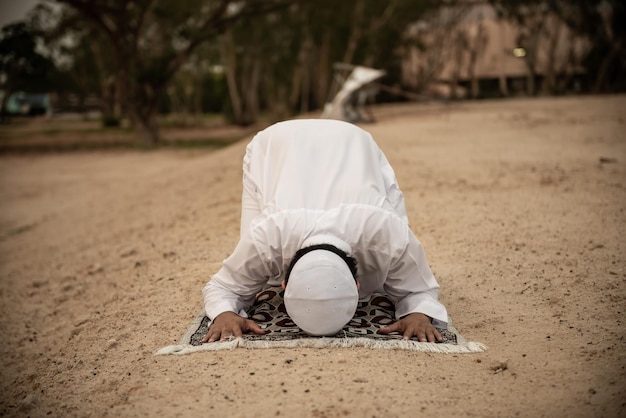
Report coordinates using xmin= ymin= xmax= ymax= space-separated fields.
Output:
xmin=284 ymin=235 xmax=358 ymax=336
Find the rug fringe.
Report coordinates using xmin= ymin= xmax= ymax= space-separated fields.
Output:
xmin=157 ymin=312 xmax=487 ymax=355
xmin=156 ymin=338 xmax=487 ymax=355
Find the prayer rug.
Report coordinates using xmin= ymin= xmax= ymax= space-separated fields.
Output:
xmin=157 ymin=288 xmax=486 ymax=355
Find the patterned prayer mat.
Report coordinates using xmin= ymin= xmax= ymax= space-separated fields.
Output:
xmin=157 ymin=288 xmax=486 ymax=355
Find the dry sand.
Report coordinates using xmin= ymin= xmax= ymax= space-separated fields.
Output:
xmin=0 ymin=95 xmax=624 ymax=417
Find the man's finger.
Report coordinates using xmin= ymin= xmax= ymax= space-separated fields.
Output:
xmin=423 ymin=326 xmax=442 ymax=342
xmin=427 ymin=327 xmax=443 ymax=342
xmin=219 ymin=331 xmax=233 ymax=342
xmin=201 ymin=323 xmax=223 ymax=343
xmin=246 ymin=320 xmax=265 ymax=335
xmin=207 ymin=330 xmax=220 ymax=343
xmin=403 ymin=327 xmax=417 ymax=340
xmin=377 ymin=322 xmax=401 ymax=335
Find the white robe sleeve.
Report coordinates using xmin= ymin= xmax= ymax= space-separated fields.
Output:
xmin=376 ymin=147 xmax=408 ymax=223
xmin=240 ymin=136 xmax=263 ymax=238
xmin=383 ymin=231 xmax=448 ymax=328
xmin=202 ymin=233 xmax=271 ymax=321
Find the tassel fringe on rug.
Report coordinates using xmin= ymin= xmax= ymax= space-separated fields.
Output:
xmin=157 ymin=288 xmax=487 ymax=355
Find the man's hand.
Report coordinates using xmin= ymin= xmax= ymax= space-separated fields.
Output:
xmin=201 ymin=311 xmax=265 ymax=343
xmin=377 ymin=312 xmax=443 ymax=342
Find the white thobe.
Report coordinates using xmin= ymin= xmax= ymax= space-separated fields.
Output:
xmin=202 ymin=119 xmax=448 ymax=328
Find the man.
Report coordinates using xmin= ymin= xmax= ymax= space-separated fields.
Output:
xmin=202 ymin=119 xmax=448 ymax=343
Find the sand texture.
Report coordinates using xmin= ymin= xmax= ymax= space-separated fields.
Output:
xmin=1 ymin=95 xmax=624 ymax=417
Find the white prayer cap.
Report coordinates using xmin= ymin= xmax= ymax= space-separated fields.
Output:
xmin=284 ymin=235 xmax=358 ymax=336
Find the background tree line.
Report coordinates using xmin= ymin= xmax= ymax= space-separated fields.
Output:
xmin=1 ymin=0 xmax=624 ymax=143
xmin=489 ymin=0 xmax=625 ymax=95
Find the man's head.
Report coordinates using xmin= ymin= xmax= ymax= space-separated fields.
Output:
xmin=282 ymin=235 xmax=358 ymax=336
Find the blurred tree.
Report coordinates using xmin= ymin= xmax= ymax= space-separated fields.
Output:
xmin=53 ymin=0 xmax=291 ymax=143
xmin=306 ymin=0 xmax=440 ymax=109
xmin=33 ymin=3 xmax=117 ymax=118
xmin=219 ymin=14 xmax=265 ymax=125
xmin=490 ymin=0 xmax=626 ymax=93
xmin=0 ymin=22 xmax=56 ymax=120
xmin=467 ymin=20 xmax=489 ymax=98
xmin=219 ymin=0 xmax=439 ymax=124
xmin=165 ymin=43 xmax=227 ymax=123
xmin=489 ymin=1 xmax=549 ymax=95
xmin=556 ymin=0 xmax=626 ymax=92
xmin=34 ymin=0 xmax=447 ymax=132
xmin=398 ymin=3 xmax=470 ymax=95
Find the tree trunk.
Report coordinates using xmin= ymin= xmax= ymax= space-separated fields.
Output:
xmin=220 ymin=30 xmax=244 ymax=124
xmin=130 ymin=81 xmax=163 ymax=144
xmin=497 ymin=23 xmax=509 ymax=97
xmin=468 ymin=23 xmax=487 ymax=99
xmin=526 ymin=71 xmax=535 ymax=96
xmin=242 ymin=56 xmax=261 ymax=125
xmin=315 ymin=32 xmax=331 ymax=107
xmin=451 ymin=30 xmax=466 ymax=99
xmin=524 ymin=41 xmax=538 ymax=96
xmin=135 ymin=110 xmax=160 ymax=144
xmin=194 ymin=73 xmax=202 ymax=116
xmin=499 ymin=74 xmax=509 ymax=97
xmin=342 ymin=0 xmax=364 ymax=65
xmin=524 ymin=43 xmax=537 ymax=96
xmin=592 ymin=44 xmax=618 ymax=93
xmin=89 ymin=37 xmax=115 ymax=117
xmin=300 ymin=66 xmax=309 ymax=114
xmin=289 ymin=64 xmax=302 ymax=112
xmin=542 ymin=19 xmax=562 ymax=95
xmin=139 ymin=118 xmax=160 ymax=144
xmin=114 ymin=73 xmax=123 ymax=119
xmin=299 ymin=33 xmax=313 ymax=113
xmin=0 ymin=87 xmax=14 ymax=123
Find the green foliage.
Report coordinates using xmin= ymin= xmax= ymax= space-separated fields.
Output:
xmin=201 ymin=74 xmax=229 ymax=113
xmin=51 ymin=0 xmax=293 ymax=142
xmin=0 ymin=22 xmax=56 ymax=95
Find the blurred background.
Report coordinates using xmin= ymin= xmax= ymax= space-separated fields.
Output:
xmin=0 ymin=0 xmax=624 ymax=149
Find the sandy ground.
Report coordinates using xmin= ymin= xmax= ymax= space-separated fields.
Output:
xmin=0 ymin=95 xmax=624 ymax=418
